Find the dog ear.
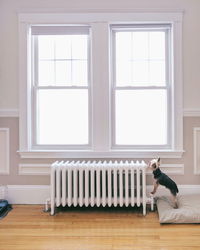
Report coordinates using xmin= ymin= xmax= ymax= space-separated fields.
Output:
xmin=158 ymin=157 xmax=160 ymax=162
xmin=157 ymin=157 xmax=161 ymax=166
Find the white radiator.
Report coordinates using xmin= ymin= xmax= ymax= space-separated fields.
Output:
xmin=48 ymin=160 xmax=153 ymax=215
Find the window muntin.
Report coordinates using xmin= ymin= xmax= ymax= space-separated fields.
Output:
xmin=112 ymin=25 xmax=171 ymax=148
xmin=31 ymin=26 xmax=90 ymax=146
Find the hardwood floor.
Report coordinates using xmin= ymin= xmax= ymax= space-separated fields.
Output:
xmin=0 ymin=205 xmax=200 ymax=250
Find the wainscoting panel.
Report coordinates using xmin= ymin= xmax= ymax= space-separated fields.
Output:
xmin=0 ymin=128 xmax=9 ymax=175
xmin=194 ymin=127 xmax=200 ymax=174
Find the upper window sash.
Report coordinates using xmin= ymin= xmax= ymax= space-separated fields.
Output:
xmin=31 ymin=25 xmax=90 ymax=88
xmin=111 ymin=24 xmax=171 ymax=89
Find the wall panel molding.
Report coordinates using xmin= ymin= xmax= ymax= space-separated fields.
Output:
xmin=147 ymin=164 xmax=184 ymax=175
xmin=184 ymin=109 xmax=200 ymax=117
xmin=19 ymin=163 xmax=184 ymax=175
xmin=0 ymin=128 xmax=10 ymax=175
xmin=194 ymin=127 xmax=200 ymax=174
xmin=19 ymin=163 xmax=50 ymax=175
xmin=0 ymin=109 xmax=19 ymax=117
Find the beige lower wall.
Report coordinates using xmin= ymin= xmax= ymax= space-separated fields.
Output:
xmin=0 ymin=116 xmax=200 ymax=185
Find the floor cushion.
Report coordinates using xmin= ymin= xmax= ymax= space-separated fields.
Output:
xmin=156 ymin=194 xmax=200 ymax=224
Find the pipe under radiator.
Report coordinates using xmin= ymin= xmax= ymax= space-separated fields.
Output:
xmin=47 ymin=160 xmax=153 ymax=215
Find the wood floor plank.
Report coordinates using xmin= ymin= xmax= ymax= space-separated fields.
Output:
xmin=0 ymin=205 xmax=200 ymax=250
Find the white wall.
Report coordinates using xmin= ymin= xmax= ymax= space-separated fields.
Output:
xmin=0 ymin=0 xmax=200 ymax=110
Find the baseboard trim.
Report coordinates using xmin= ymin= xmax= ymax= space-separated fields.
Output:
xmin=2 ymin=184 xmax=200 ymax=204
xmin=6 ymin=185 xmax=50 ymax=204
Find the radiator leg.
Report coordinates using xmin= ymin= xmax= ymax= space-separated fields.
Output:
xmin=44 ymin=198 xmax=50 ymax=212
xmin=50 ymin=198 xmax=55 ymax=215
xmin=50 ymin=166 xmax=56 ymax=215
xmin=143 ymin=203 xmax=146 ymax=216
xmin=150 ymin=194 xmax=154 ymax=211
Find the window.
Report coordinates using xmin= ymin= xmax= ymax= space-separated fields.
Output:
xmin=19 ymin=13 xmax=183 ymax=158
xmin=31 ymin=26 xmax=91 ymax=148
xmin=111 ymin=25 xmax=171 ymax=148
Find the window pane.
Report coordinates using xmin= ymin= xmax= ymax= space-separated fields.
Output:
xmin=37 ymin=89 xmax=88 ymax=145
xmin=115 ymin=90 xmax=167 ymax=145
xmin=149 ymin=32 xmax=165 ymax=60
xmin=115 ymin=30 xmax=166 ymax=87
xmin=55 ymin=61 xmax=71 ymax=85
xmin=132 ymin=32 xmax=148 ymax=60
xmin=149 ymin=61 xmax=165 ymax=84
xmin=72 ymin=60 xmax=88 ymax=85
xmin=132 ymin=61 xmax=148 ymax=84
xmin=55 ymin=36 xmax=71 ymax=59
xmin=38 ymin=36 xmax=54 ymax=60
xmin=115 ymin=32 xmax=131 ymax=62
xmin=38 ymin=61 xmax=54 ymax=85
xmin=71 ymin=35 xmax=88 ymax=59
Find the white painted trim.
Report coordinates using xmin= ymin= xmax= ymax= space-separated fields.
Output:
xmin=17 ymin=8 xmax=185 ymax=14
xmin=146 ymin=185 xmax=200 ymax=197
xmin=110 ymin=25 xmax=172 ymax=150
xmin=0 ymin=128 xmax=10 ymax=175
xmin=0 ymin=109 xmax=19 ymax=117
xmin=18 ymin=150 xmax=184 ymax=159
xmin=0 ymin=108 xmax=200 ymax=118
xmin=19 ymin=163 xmax=50 ymax=175
xmin=1 ymin=108 xmax=200 ymax=118
xmin=7 ymin=185 xmax=50 ymax=204
xmin=19 ymin=12 xmax=184 ymax=154
xmin=5 ymin=184 xmax=200 ymax=204
xmin=194 ymin=127 xmax=200 ymax=175
xmin=184 ymin=109 xmax=200 ymax=117
xmin=19 ymin=12 xmax=183 ymax=23
xmin=18 ymin=163 xmax=184 ymax=175
xmin=147 ymin=164 xmax=184 ymax=175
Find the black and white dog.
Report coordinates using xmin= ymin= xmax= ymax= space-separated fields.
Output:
xmin=149 ymin=158 xmax=179 ymax=208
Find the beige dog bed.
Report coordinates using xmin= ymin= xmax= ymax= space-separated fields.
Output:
xmin=156 ymin=194 xmax=200 ymax=223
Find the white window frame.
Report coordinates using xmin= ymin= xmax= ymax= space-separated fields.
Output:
xmin=31 ymin=27 xmax=91 ymax=149
xmin=18 ymin=12 xmax=184 ymax=158
xmin=111 ymin=24 xmax=172 ymax=150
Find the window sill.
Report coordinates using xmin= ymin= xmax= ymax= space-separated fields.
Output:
xmin=18 ymin=150 xmax=184 ymax=159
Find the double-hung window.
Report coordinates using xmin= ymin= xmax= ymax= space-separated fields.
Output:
xmin=19 ymin=13 xmax=183 ymax=158
xmin=111 ymin=24 xmax=171 ymax=149
xmin=31 ymin=26 xmax=90 ymax=149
